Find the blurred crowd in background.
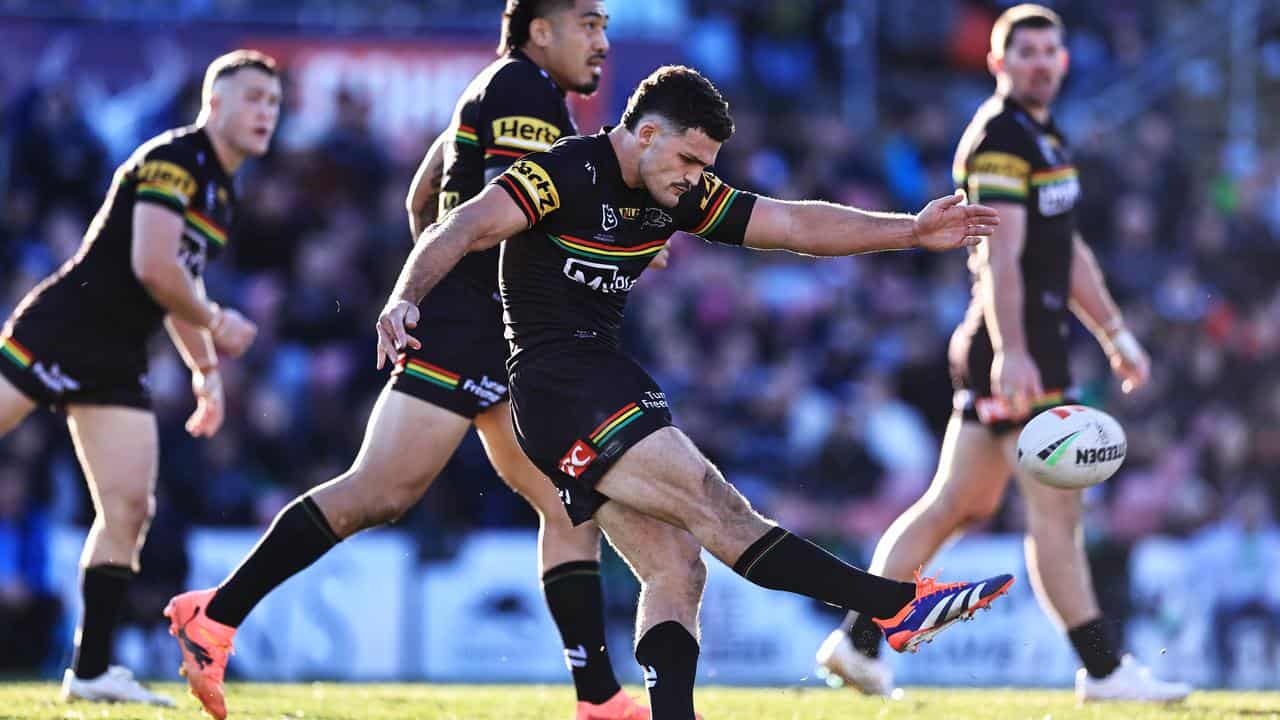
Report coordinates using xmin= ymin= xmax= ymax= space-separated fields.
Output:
xmin=2 ymin=0 xmax=1280 ymax=679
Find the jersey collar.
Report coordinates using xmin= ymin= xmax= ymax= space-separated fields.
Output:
xmin=509 ymin=48 xmax=567 ymax=97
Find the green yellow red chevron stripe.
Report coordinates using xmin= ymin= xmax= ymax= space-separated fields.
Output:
xmin=550 ymin=234 xmax=666 ymax=261
xmin=455 ymin=124 xmax=479 ymax=146
xmin=1031 ymin=166 xmax=1077 ymax=185
xmin=690 ymin=186 xmax=740 ymax=237
xmin=400 ymin=359 xmax=460 ymax=391
xmin=590 ymin=402 xmax=643 ymax=445
xmin=137 ymin=181 xmax=188 ymax=210
xmin=0 ymin=337 xmax=33 ymax=369
xmin=185 ymin=210 xmax=227 ymax=247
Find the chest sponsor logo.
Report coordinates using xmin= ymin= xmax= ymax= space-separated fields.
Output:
xmin=619 ymin=207 xmax=640 ymax=221
xmin=492 ymin=116 xmax=562 ymax=152
xmin=601 ymin=204 xmax=619 ymax=231
xmin=563 ymin=258 xmax=638 ymax=294
xmin=642 ymin=208 xmax=673 ymax=229
xmin=1035 ymin=171 xmax=1079 ymax=217
xmin=559 ymin=440 xmax=598 ymax=479
xmin=509 ymin=159 xmax=560 ymax=217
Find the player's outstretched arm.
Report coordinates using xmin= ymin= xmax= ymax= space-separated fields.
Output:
xmin=376 ymin=184 xmax=528 ymax=369
xmin=406 ymin=130 xmax=449 ymax=240
xmin=1067 ymin=233 xmax=1149 ymax=393
xmin=741 ymin=190 xmax=999 ymax=256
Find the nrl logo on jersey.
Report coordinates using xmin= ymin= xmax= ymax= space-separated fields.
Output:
xmin=601 ymin=204 xmax=618 ymax=231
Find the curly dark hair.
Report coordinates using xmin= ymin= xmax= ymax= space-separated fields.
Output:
xmin=498 ymin=0 xmax=575 ymax=54
xmin=620 ymin=65 xmax=734 ymax=142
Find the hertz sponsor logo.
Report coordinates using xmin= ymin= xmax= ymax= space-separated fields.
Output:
xmin=492 ymin=116 xmax=562 ymax=152
xmin=439 ymin=191 xmax=461 ymax=216
xmin=136 ymin=160 xmax=198 ymax=199
xmin=509 ymin=160 xmax=560 ymax=217
xmin=1076 ymin=443 xmax=1126 ymax=465
xmin=970 ymin=151 xmax=1030 ymax=178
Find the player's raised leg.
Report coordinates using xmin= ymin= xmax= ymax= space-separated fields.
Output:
xmin=594 ymin=500 xmax=704 ymax=720
xmin=597 ymin=427 xmax=1014 ymax=654
xmin=61 ymin=405 xmax=172 ymax=706
xmin=476 ymin=404 xmax=646 ymax=718
xmin=1003 ymin=435 xmax=1189 ymax=702
xmin=820 ymin=413 xmax=1010 ymax=693
xmin=165 ymin=387 xmax=470 ymax=719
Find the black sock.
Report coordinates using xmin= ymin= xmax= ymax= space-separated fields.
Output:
xmin=841 ymin=611 xmax=883 ymax=659
xmin=1068 ymin=617 xmax=1121 ymax=679
xmin=205 ymin=495 xmax=340 ymax=628
xmin=72 ymin=564 xmax=134 ymax=679
xmin=542 ymin=561 xmax=621 ymax=704
xmin=732 ymin=527 xmax=916 ymax=619
xmin=634 ymin=621 xmax=698 ymax=720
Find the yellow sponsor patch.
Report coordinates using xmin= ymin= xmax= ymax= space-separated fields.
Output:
xmin=508 ymin=159 xmax=560 ymax=218
xmin=619 ymin=207 xmax=640 ymax=221
xmin=438 ymin=191 xmax=460 ymax=217
xmin=698 ymin=172 xmax=723 ymax=211
xmin=135 ymin=160 xmax=197 ymax=200
xmin=969 ymin=151 xmax=1030 ymax=180
xmin=491 ymin=116 xmax=562 ymax=152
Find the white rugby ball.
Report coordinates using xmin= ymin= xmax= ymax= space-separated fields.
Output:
xmin=1016 ymin=405 xmax=1127 ymax=489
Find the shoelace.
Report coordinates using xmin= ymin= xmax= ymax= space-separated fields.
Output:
xmin=911 ymin=567 xmax=966 ymax=601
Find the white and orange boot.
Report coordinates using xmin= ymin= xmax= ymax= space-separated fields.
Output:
xmin=164 ymin=589 xmax=236 ymax=720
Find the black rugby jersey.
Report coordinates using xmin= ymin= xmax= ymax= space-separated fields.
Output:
xmin=495 ymin=130 xmax=757 ymax=359
xmin=438 ymin=49 xmax=577 ymax=298
xmin=14 ymin=125 xmax=235 ymax=343
xmin=952 ymin=94 xmax=1079 ymax=376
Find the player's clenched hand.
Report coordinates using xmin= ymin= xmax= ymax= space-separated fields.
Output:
xmin=991 ymin=348 xmax=1044 ymax=420
xmin=210 ymin=307 xmax=257 ymax=358
xmin=376 ymin=299 xmax=422 ymax=370
xmin=186 ymin=368 xmax=225 ymax=438
xmin=1104 ymin=328 xmax=1150 ymax=394
xmin=913 ymin=190 xmax=1000 ymax=252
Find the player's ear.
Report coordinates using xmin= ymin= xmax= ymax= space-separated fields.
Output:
xmin=529 ymin=17 xmax=554 ymax=48
xmin=637 ymin=120 xmax=659 ymax=147
xmin=987 ymin=51 xmax=1003 ymax=78
xmin=1060 ymin=48 xmax=1070 ymax=74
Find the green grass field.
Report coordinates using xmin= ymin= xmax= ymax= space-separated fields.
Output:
xmin=3 ymin=684 xmax=1280 ymax=720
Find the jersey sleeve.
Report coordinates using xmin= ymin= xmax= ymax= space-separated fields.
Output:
xmin=676 ymin=171 xmax=758 ymax=246
xmin=963 ymin=123 xmax=1032 ymax=205
xmin=493 ymin=144 xmax=581 ymax=229
xmin=479 ymin=65 xmax=573 ymax=175
xmin=132 ymin=143 xmax=200 ymax=214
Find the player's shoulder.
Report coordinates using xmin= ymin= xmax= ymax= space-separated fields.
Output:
xmin=482 ymin=52 xmax=562 ymax=100
xmin=972 ymin=96 xmax=1036 ymax=146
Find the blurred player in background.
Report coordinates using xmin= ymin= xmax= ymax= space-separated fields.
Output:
xmin=373 ymin=64 xmax=1013 ymax=720
xmin=0 ymin=50 xmax=275 ymax=705
xmin=165 ymin=4 xmax=650 ymax=720
xmin=816 ymin=4 xmax=1189 ymax=704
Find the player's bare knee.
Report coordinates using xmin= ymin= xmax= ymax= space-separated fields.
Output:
xmin=692 ymin=463 xmax=755 ymax=532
